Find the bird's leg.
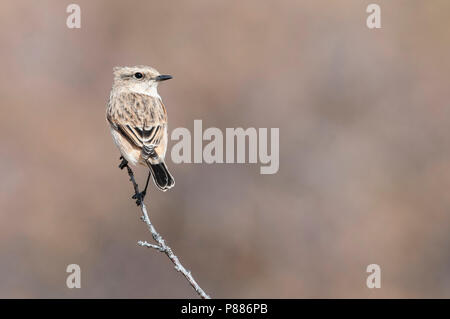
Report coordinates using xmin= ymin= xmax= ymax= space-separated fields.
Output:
xmin=118 ymin=156 xmax=128 ymax=170
xmin=132 ymin=171 xmax=151 ymax=206
xmin=119 ymin=155 xmax=150 ymax=206
xmin=142 ymin=171 xmax=151 ymax=197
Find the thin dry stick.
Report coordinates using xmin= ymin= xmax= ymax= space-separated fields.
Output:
xmin=124 ymin=165 xmax=210 ymax=299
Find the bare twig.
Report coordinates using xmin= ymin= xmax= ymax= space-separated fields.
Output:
xmin=123 ymin=165 xmax=210 ymax=299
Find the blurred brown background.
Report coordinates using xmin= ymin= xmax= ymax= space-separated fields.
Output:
xmin=1 ymin=0 xmax=450 ymax=298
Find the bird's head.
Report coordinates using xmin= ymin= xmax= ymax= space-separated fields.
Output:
xmin=112 ymin=65 xmax=172 ymax=96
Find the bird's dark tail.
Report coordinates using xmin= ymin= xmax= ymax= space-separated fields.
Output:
xmin=148 ymin=162 xmax=175 ymax=191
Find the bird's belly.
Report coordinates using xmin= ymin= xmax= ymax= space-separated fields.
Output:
xmin=110 ymin=128 xmax=141 ymax=166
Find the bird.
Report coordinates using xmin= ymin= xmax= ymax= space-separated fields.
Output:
xmin=107 ymin=65 xmax=175 ymax=204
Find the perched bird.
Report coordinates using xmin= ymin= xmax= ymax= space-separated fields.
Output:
xmin=107 ymin=65 xmax=175 ymax=203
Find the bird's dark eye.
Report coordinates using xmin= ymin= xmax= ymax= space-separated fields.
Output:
xmin=134 ymin=72 xmax=144 ymax=79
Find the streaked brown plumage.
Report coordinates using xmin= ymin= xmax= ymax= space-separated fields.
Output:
xmin=107 ymin=66 xmax=174 ymax=192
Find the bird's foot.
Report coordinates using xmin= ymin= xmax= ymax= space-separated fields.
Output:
xmin=119 ymin=156 xmax=128 ymax=170
xmin=132 ymin=190 xmax=146 ymax=206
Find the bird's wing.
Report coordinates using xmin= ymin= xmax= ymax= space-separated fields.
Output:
xmin=107 ymin=92 xmax=167 ymax=159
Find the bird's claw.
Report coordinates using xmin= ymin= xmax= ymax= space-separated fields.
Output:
xmin=119 ymin=156 xmax=128 ymax=170
xmin=132 ymin=191 xmax=146 ymax=206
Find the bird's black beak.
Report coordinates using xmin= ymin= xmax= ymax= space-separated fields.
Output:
xmin=155 ymin=75 xmax=173 ymax=82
